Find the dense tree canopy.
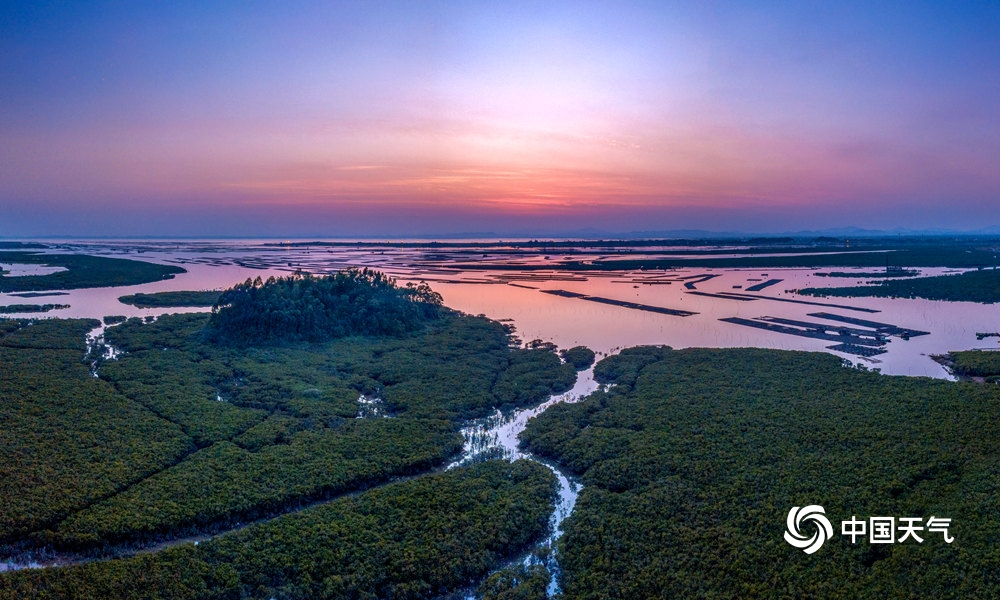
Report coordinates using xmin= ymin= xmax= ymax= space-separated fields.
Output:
xmin=522 ymin=346 xmax=1000 ymax=598
xmin=477 ymin=564 xmax=550 ymax=600
xmin=207 ymin=269 xmax=444 ymax=343
xmin=0 ymin=461 xmax=557 ymax=600
xmin=948 ymin=349 xmax=1000 ymax=380
xmin=798 ymin=267 xmax=1000 ymax=303
xmin=560 ymin=346 xmax=596 ymax=370
xmin=0 ymin=319 xmax=192 ymax=544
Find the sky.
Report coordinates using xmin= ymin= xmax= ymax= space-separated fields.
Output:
xmin=2 ymin=1 xmax=999 ymax=238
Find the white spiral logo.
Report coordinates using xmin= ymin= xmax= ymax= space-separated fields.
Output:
xmin=784 ymin=505 xmax=833 ymax=554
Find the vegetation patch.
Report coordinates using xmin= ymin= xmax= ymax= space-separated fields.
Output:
xmin=797 ymin=268 xmax=1000 ymax=303
xmin=0 ymin=303 xmax=69 ymax=314
xmin=477 ymin=564 xmax=551 ymax=600
xmin=522 ymin=346 xmax=1000 ymax=598
xmin=0 ymin=251 xmax=184 ymax=292
xmin=561 ymin=346 xmax=596 ymax=370
xmin=118 ymin=291 xmax=221 ymax=308
xmin=207 ymin=269 xmax=443 ymax=343
xmin=0 ymin=319 xmax=193 ymax=544
xmin=0 ymin=460 xmax=556 ymax=600
xmin=947 ymin=349 xmax=1000 ymax=379
xmin=815 ymin=270 xmax=919 ymax=278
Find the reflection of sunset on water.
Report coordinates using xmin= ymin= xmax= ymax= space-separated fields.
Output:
xmin=3 ymin=241 xmax=993 ymax=379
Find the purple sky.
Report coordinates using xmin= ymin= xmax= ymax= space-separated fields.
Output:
xmin=2 ymin=1 xmax=998 ymax=237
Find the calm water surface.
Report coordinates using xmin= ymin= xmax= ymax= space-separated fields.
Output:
xmin=2 ymin=241 xmax=996 ymax=378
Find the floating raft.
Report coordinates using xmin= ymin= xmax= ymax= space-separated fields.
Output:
xmin=720 ymin=311 xmax=927 ymax=357
xmin=682 ymin=274 xmax=721 ymax=289
xmin=720 ymin=317 xmax=885 ymax=347
xmin=745 ymin=278 xmax=783 ymax=292
xmin=826 ymin=343 xmax=888 ymax=357
xmin=758 ymin=316 xmax=888 ymax=341
xmin=807 ymin=312 xmax=929 ymax=338
xmin=542 ymin=289 xmax=697 ymax=316
xmin=690 ymin=290 xmax=880 ymax=313
xmin=687 ymin=291 xmax=758 ymax=302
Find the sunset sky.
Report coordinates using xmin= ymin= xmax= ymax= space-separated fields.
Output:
xmin=2 ymin=1 xmax=999 ymax=237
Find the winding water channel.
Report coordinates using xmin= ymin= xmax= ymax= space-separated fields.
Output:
xmin=448 ymin=367 xmax=600 ymax=597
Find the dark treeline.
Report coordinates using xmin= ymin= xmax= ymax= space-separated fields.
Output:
xmin=468 ymin=246 xmax=1000 ymax=271
xmin=440 ymin=240 xmax=1000 ymax=272
xmin=0 ymin=304 xmax=69 ymax=314
xmin=522 ymin=346 xmax=1000 ymax=598
xmin=118 ymin=291 xmax=222 ymax=308
xmin=263 ymin=238 xmax=810 ymax=250
xmin=0 ymin=251 xmax=184 ymax=292
xmin=798 ymin=267 xmax=1000 ymax=303
xmin=0 ymin=242 xmax=47 ymax=249
xmin=815 ymin=270 xmax=919 ymax=278
xmin=263 ymin=236 xmax=999 ymax=253
xmin=207 ymin=269 xmax=444 ymax=343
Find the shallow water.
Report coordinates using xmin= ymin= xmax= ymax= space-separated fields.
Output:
xmin=0 ymin=263 xmax=68 ymax=277
xmin=449 ymin=368 xmax=599 ymax=597
xmin=2 ymin=241 xmax=996 ymax=378
xmin=0 ymin=560 xmax=43 ymax=573
xmin=355 ymin=394 xmax=389 ymax=419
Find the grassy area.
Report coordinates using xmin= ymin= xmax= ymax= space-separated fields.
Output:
xmin=118 ymin=291 xmax=221 ymax=308
xmin=0 ymin=460 xmax=556 ymax=600
xmin=798 ymin=268 xmax=1000 ymax=303
xmin=521 ymin=346 xmax=1000 ymax=598
xmin=0 ymin=251 xmax=184 ymax=292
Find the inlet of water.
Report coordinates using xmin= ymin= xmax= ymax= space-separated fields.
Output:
xmin=85 ymin=322 xmax=124 ymax=377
